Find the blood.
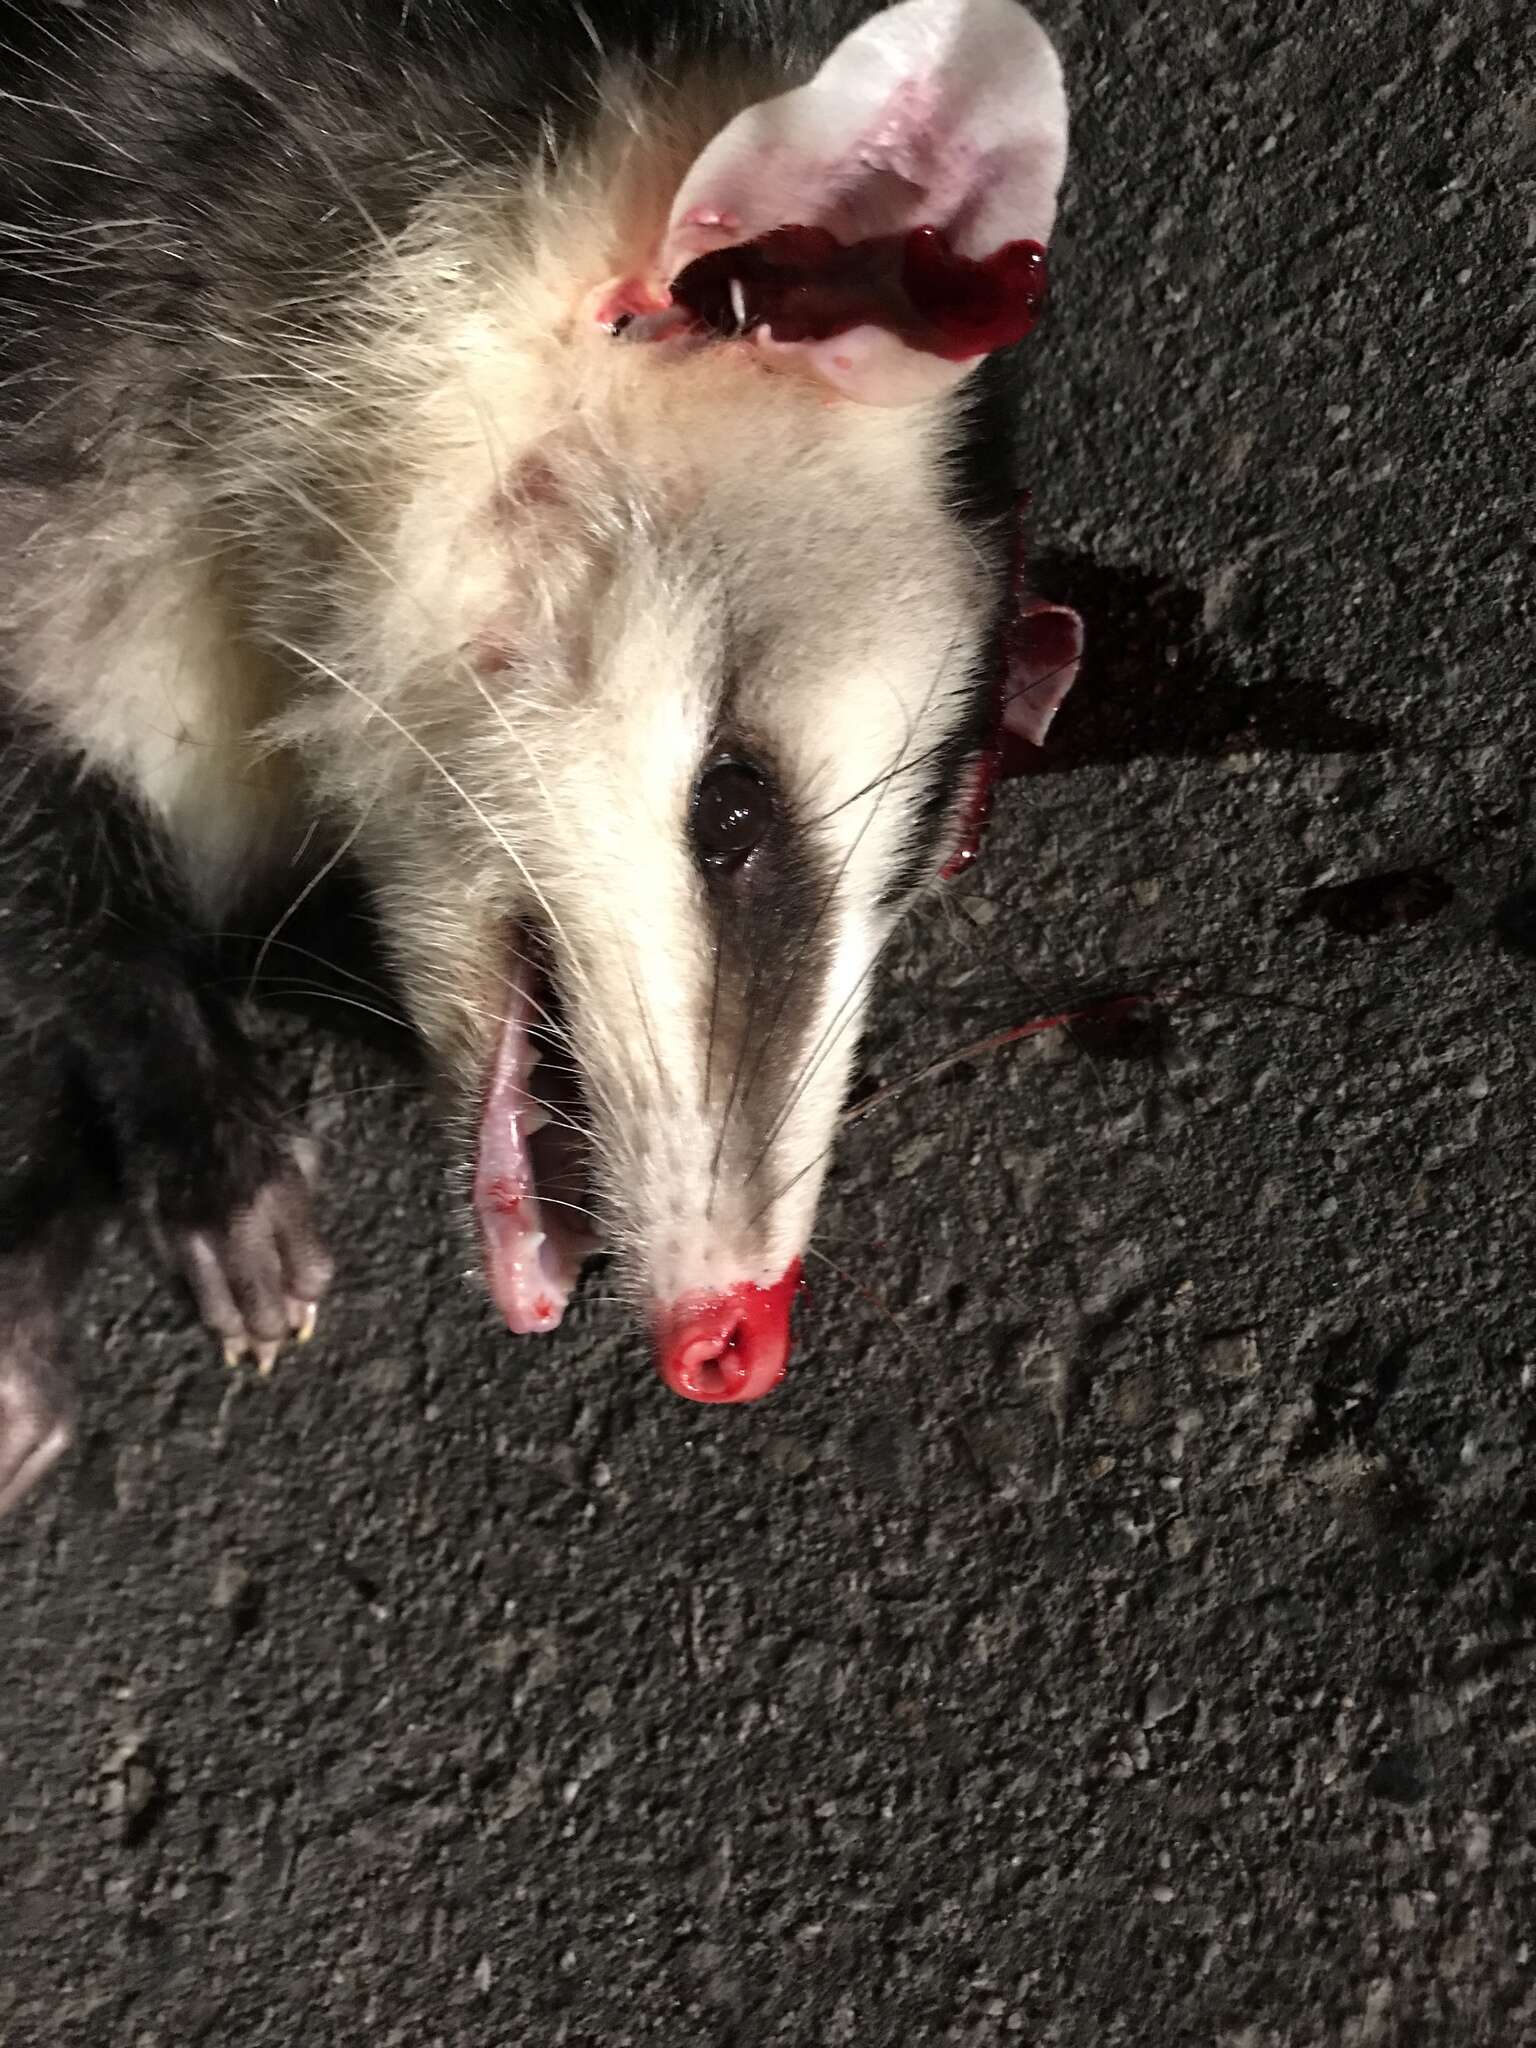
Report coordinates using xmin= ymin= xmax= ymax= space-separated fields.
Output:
xmin=939 ymin=493 xmax=1039 ymax=879
xmin=670 ymin=224 xmax=1048 ymax=362
xmin=593 ymin=278 xmax=672 ymax=329
xmin=903 ymin=228 xmax=1049 ymax=359
xmin=840 ymin=995 xmax=1163 ymax=1130
xmin=653 ymin=1261 xmax=804 ymax=1404
xmin=939 ymin=753 xmax=998 ymax=881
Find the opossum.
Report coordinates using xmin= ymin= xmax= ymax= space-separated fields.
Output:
xmin=0 ymin=0 xmax=1083 ymax=1517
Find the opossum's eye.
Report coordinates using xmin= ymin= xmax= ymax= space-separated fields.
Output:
xmin=691 ymin=761 xmax=773 ymax=872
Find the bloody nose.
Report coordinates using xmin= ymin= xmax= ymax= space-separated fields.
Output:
xmin=653 ymin=1263 xmax=803 ymax=1403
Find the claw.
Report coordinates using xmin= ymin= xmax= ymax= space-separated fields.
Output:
xmin=163 ymin=1142 xmax=332 ymax=1381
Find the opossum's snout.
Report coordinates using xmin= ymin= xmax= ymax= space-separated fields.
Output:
xmin=652 ymin=1262 xmax=803 ymax=1404
xmin=471 ymin=916 xmax=809 ymax=1404
xmin=446 ymin=436 xmax=998 ymax=1399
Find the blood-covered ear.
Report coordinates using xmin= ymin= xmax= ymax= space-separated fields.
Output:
xmin=660 ymin=0 xmax=1069 ymax=405
xmin=1002 ymin=601 xmax=1082 ymax=750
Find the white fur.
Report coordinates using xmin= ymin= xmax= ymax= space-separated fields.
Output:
xmin=5 ymin=476 xmax=301 ymax=919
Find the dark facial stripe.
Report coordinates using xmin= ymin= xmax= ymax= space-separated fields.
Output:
xmin=689 ymin=728 xmax=835 ymax=1231
xmin=873 ymin=634 xmax=1003 ymax=912
xmin=687 ymin=344 xmax=1026 ymax=1214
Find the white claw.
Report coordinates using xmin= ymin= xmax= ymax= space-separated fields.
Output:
xmin=254 ymin=1340 xmax=281 ymax=1377
xmin=293 ymin=1301 xmax=319 ymax=1345
xmin=223 ymin=1339 xmax=247 ymax=1370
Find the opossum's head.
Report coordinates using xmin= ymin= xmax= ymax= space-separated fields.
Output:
xmin=296 ymin=0 xmax=1078 ymax=1401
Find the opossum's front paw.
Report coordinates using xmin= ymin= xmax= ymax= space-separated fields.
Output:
xmin=144 ymin=1135 xmax=335 ymax=1375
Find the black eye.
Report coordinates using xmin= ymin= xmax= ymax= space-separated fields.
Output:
xmin=691 ymin=760 xmax=773 ymax=871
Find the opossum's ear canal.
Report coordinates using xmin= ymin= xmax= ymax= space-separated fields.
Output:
xmin=661 ymin=0 xmax=1069 ymax=405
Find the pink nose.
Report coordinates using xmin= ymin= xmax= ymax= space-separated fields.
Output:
xmin=652 ymin=1263 xmax=803 ymax=1403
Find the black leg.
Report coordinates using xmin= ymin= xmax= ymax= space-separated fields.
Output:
xmin=0 ymin=717 xmax=333 ymax=1432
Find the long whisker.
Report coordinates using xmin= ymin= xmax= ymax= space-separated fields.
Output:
xmin=840 ymin=997 xmax=1155 ymax=1131
xmin=508 ymin=1185 xmax=606 ymax=1228
xmin=803 ymin=733 xmax=960 ymax=828
xmin=245 ymin=805 xmax=372 ymax=1004
xmin=211 ymin=929 xmax=401 ymax=1007
xmin=616 ymin=948 xmax=668 ymax=1109
xmin=804 ymin=1242 xmax=910 ymax=1347
xmin=743 ymin=639 xmax=1094 ymax=1186
xmin=268 ymin=636 xmax=586 ymax=984
xmin=741 ymin=993 xmax=1155 ymax=1238
xmin=252 ymin=464 xmax=609 ymax=1024
xmin=737 ymin=646 xmax=972 ymax=1189
xmin=744 ymin=940 xmax=887 ymax=1181
xmin=702 ymin=886 xmax=728 ymax=1217
xmin=449 ymin=643 xmax=613 ymax=1028
xmin=707 ymin=883 xmax=764 ymax=1204
xmin=727 ymin=620 xmax=971 ymax=1172
xmin=219 ymin=982 xmax=416 ymax=1034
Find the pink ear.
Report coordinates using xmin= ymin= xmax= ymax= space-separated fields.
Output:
xmin=1002 ymin=602 xmax=1082 ymax=749
xmin=660 ymin=0 xmax=1069 ymax=406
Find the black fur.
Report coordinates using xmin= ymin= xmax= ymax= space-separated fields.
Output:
xmin=0 ymin=716 xmax=332 ymax=1507
xmin=0 ymin=716 xmax=285 ymax=1219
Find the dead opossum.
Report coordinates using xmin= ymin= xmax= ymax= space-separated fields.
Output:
xmin=0 ymin=0 xmax=1083 ymax=1515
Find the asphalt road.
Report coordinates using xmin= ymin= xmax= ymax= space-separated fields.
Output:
xmin=3 ymin=2 xmax=1534 ymax=2042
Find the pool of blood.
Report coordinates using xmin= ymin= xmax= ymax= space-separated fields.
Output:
xmin=670 ymin=224 xmax=1048 ymax=362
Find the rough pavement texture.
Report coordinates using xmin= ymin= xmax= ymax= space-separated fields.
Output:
xmin=3 ymin=2 xmax=1534 ymax=2042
